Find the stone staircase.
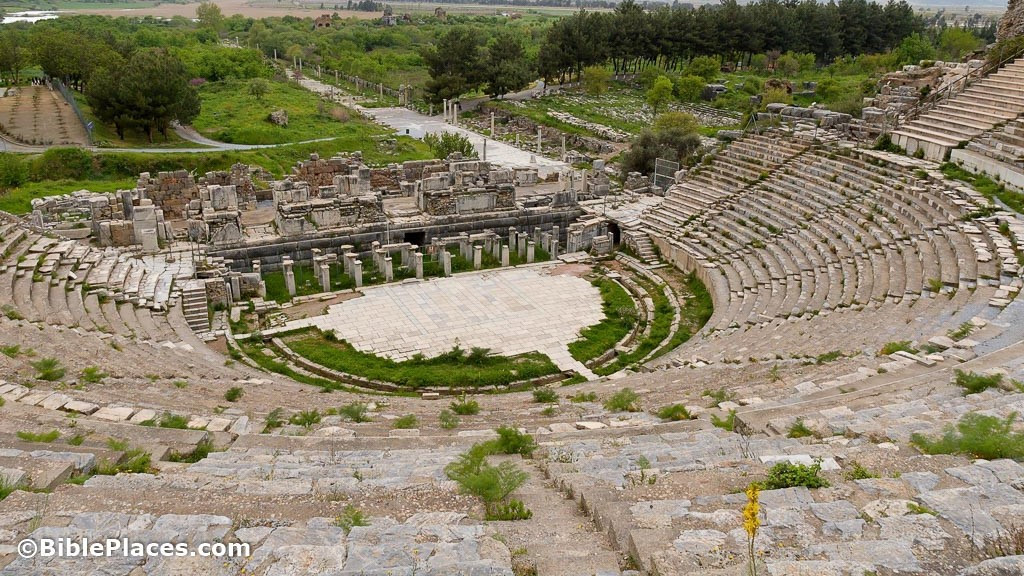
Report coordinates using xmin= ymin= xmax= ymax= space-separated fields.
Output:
xmin=625 ymin=229 xmax=660 ymax=265
xmin=951 ymin=117 xmax=1024 ymax=193
xmin=892 ymin=58 xmax=1024 ymax=161
xmin=181 ymin=279 xmax=210 ymax=334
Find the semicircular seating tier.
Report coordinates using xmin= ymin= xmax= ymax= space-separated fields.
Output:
xmin=642 ymin=134 xmax=1023 ymax=361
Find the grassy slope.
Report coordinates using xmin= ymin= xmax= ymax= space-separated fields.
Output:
xmin=193 ymin=79 xmax=368 ymax=145
xmin=71 ymin=92 xmax=198 ymax=149
xmin=0 ymin=178 xmax=136 ymax=214
xmin=284 ymin=329 xmax=560 ymax=389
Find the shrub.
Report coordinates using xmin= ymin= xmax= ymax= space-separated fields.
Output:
xmin=604 ymin=388 xmax=641 ymax=412
xmin=144 ymin=412 xmax=189 ymax=429
xmin=911 ymin=412 xmax=1024 ymax=460
xmin=333 ymin=505 xmax=369 ymax=535
xmin=80 ymin=366 xmax=107 ymax=384
xmin=17 ymin=429 xmax=60 ymax=443
xmin=485 ymin=499 xmax=533 ymax=521
xmin=392 ymin=414 xmax=418 ymax=429
xmin=490 ymin=426 xmax=537 ymax=457
xmin=787 ymin=419 xmax=814 ymax=438
xmin=761 ymin=460 xmax=830 ymax=490
xmin=879 ymin=341 xmax=918 ymax=356
xmin=167 ymin=438 xmax=215 ymax=463
xmin=702 ymin=387 xmax=735 ymax=406
xmin=224 ymin=386 xmax=244 ymax=402
xmin=948 ymin=321 xmax=973 ymax=341
xmin=449 ymin=394 xmax=480 ymax=415
xmin=263 ymin=407 xmax=284 ymax=432
xmin=843 ymin=461 xmax=879 ymax=481
xmin=711 ymin=409 xmax=737 ymax=431
xmin=95 ymin=446 xmax=152 ymax=475
xmin=290 ymin=409 xmax=322 ymax=428
xmin=0 ymin=344 xmax=21 ymax=358
xmin=953 ymin=370 xmax=1003 ymax=395
xmin=32 ymin=357 xmax=65 ymax=381
xmin=439 ymin=409 xmax=460 ymax=429
xmin=570 ymin=391 xmax=597 ymax=403
xmin=0 ymin=474 xmax=20 ymax=501
xmin=445 ymin=442 xmax=530 ymax=518
xmin=657 ymin=404 xmax=694 ymax=421
xmin=532 ymin=388 xmax=558 ymax=403
xmin=338 ymin=402 xmax=372 ymax=423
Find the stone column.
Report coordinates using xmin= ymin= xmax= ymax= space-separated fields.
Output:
xmin=442 ymin=251 xmax=452 ymax=277
xmin=473 ymin=245 xmax=482 ymax=270
xmin=492 ymin=239 xmax=501 ymax=259
xmin=518 ymin=234 xmax=527 ymax=258
xmin=353 ymin=260 xmax=363 ymax=288
xmin=515 ymin=134 xmax=520 ymax=148
xmin=482 ymin=138 xmax=487 ymax=162
xmin=527 ymin=241 xmax=535 ymax=263
xmin=401 ymin=245 xmax=411 ymax=268
xmin=536 ymin=128 xmax=542 ymax=153
xmin=384 ymin=257 xmax=394 ymax=282
xmin=459 ymin=237 xmax=471 ymax=260
xmin=414 ymin=252 xmax=424 ymax=279
xmin=561 ymin=134 xmax=566 ymax=161
xmin=552 ymin=225 xmax=560 ymax=250
xmin=230 ymin=276 xmax=241 ymax=300
xmin=374 ymin=249 xmax=386 ymax=271
xmin=283 ymin=258 xmax=296 ymax=297
xmin=443 ymin=99 xmax=448 ymax=122
xmin=453 ymin=104 xmax=458 ymax=126
xmin=344 ymin=252 xmax=357 ymax=276
xmin=551 ymin=240 xmax=559 ymax=259
xmin=490 ymin=112 xmax=495 ymax=136
xmin=501 ymin=245 xmax=510 ymax=267
xmin=319 ymin=262 xmax=331 ymax=292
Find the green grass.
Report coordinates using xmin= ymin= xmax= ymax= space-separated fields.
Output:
xmin=236 ymin=339 xmax=348 ymax=392
xmin=942 ymin=163 xmax=1024 ymax=214
xmin=954 ymin=369 xmax=1004 ymax=395
xmin=167 ymin=438 xmax=215 ymax=464
xmin=80 ymin=366 xmax=107 ymax=384
xmin=0 ymin=473 xmax=20 ymax=500
xmin=284 ymin=329 xmax=560 ymax=389
xmin=449 ymin=394 xmax=481 ymax=415
xmin=570 ymin=391 xmax=597 ymax=403
xmin=787 ymin=418 xmax=814 ymax=439
xmin=532 ymin=388 xmax=558 ymax=403
xmin=194 ymin=79 xmax=359 ymax=145
xmin=224 ymin=386 xmax=244 ymax=402
xmin=656 ymin=403 xmax=694 ymax=421
xmin=31 ymin=357 xmax=65 ymax=381
xmin=0 ymin=344 xmax=22 ymax=358
xmin=568 ymin=278 xmax=637 ymax=363
xmin=16 ymin=429 xmax=60 ymax=443
xmin=95 ymin=446 xmax=152 ymax=475
xmin=711 ymin=409 xmax=737 ymax=431
xmin=879 ymin=341 xmax=918 ymax=356
xmin=338 ymin=401 xmax=372 ymax=423
xmin=843 ymin=461 xmax=879 ymax=481
xmin=594 ymin=276 xmax=675 ymax=375
xmin=392 ymin=414 xmax=419 ymax=429
xmin=333 ymin=505 xmax=370 ymax=535
xmin=439 ymin=409 xmax=460 ymax=429
xmin=603 ymin=387 xmax=641 ymax=412
xmin=139 ymin=412 xmax=189 ymax=429
xmin=911 ymin=412 xmax=1024 ymax=460
xmin=290 ymin=409 xmax=322 ymax=428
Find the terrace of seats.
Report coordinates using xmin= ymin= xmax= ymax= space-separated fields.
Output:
xmin=892 ymin=58 xmax=1024 ymax=161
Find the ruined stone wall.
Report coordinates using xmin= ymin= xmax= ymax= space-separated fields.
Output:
xmin=292 ymin=153 xmax=357 ymax=189
xmin=138 ymin=171 xmax=199 ymax=220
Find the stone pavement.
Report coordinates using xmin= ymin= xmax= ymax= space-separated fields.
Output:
xmin=286 ymin=69 xmax=568 ymax=178
xmin=286 ymin=266 xmax=602 ymax=377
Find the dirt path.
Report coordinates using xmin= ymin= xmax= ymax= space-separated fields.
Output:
xmin=0 ymin=86 xmax=89 ymax=146
xmin=494 ymin=458 xmax=623 ymax=576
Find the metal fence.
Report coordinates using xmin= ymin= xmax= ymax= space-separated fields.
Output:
xmin=653 ymin=157 xmax=680 ymax=191
xmin=48 ymin=77 xmax=93 ymax=145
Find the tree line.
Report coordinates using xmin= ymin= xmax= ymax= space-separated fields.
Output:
xmin=536 ymin=0 xmax=922 ymax=83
